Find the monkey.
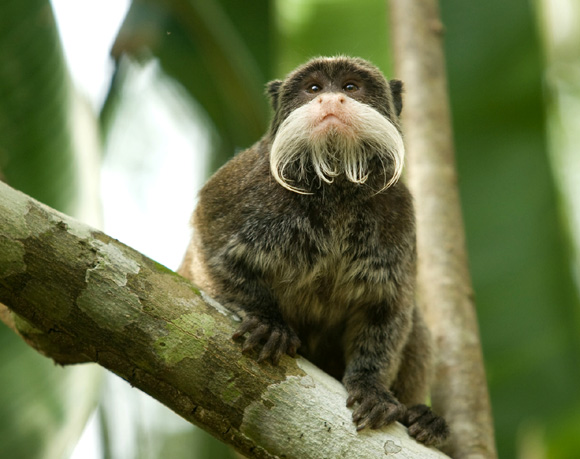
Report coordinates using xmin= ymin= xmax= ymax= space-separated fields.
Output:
xmin=178 ymin=56 xmax=449 ymax=446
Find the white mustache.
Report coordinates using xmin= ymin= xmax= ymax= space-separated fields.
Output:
xmin=270 ymin=96 xmax=405 ymax=195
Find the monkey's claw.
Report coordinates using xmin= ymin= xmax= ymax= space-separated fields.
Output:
xmin=345 ymin=385 xmax=405 ymax=431
xmin=401 ymin=404 xmax=449 ymax=446
xmin=232 ymin=315 xmax=301 ymax=365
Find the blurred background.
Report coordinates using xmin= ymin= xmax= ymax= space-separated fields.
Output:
xmin=0 ymin=0 xmax=579 ymax=458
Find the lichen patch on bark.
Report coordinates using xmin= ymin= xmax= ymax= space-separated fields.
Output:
xmin=77 ymin=240 xmax=142 ymax=331
xmin=0 ymin=236 xmax=26 ymax=278
xmin=0 ymin=187 xmax=33 ymax=240
xmin=155 ymin=316 xmax=207 ymax=364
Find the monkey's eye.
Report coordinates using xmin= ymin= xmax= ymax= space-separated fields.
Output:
xmin=343 ymin=83 xmax=359 ymax=92
xmin=306 ymin=84 xmax=322 ymax=94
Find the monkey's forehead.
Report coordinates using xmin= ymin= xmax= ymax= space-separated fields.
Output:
xmin=284 ymin=56 xmax=388 ymax=85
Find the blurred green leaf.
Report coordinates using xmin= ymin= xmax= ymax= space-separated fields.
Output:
xmin=105 ymin=0 xmax=273 ymax=171
xmin=0 ymin=321 xmax=104 ymax=459
xmin=276 ymin=0 xmax=392 ymax=76
xmin=0 ymin=1 xmax=103 ymax=458
xmin=0 ymin=0 xmax=78 ymax=214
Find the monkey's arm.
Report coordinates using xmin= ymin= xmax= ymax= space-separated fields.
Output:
xmin=190 ymin=148 xmax=302 ymax=365
xmin=342 ymin=298 xmax=412 ymax=429
xmin=340 ymin=191 xmax=420 ymax=429
xmin=210 ymin=240 xmax=301 ymax=365
xmin=340 ymin=241 xmax=448 ymax=445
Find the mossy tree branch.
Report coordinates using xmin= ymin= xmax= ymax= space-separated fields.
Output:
xmin=0 ymin=181 xmax=448 ymax=459
xmin=390 ymin=0 xmax=498 ymax=457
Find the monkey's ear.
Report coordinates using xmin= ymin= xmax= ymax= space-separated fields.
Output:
xmin=389 ymin=79 xmax=404 ymax=116
xmin=266 ymin=80 xmax=283 ymax=111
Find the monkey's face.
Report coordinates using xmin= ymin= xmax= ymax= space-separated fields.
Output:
xmin=268 ymin=57 xmax=405 ymax=194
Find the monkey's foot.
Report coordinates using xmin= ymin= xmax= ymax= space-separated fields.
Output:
xmin=232 ymin=315 xmax=301 ymax=365
xmin=401 ymin=404 xmax=449 ymax=446
xmin=345 ymin=384 xmax=406 ymax=431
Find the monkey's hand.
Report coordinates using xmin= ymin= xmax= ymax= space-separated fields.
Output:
xmin=232 ymin=315 xmax=301 ymax=365
xmin=400 ymin=404 xmax=449 ymax=446
xmin=344 ymin=378 xmax=406 ymax=431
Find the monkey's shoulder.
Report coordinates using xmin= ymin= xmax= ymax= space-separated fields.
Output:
xmin=198 ymin=140 xmax=272 ymax=202
xmin=196 ymin=142 xmax=271 ymax=211
xmin=372 ymin=181 xmax=416 ymax=240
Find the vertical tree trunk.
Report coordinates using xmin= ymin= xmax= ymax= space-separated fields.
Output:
xmin=389 ymin=1 xmax=497 ymax=457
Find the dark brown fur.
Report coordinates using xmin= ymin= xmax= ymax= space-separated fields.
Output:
xmin=179 ymin=56 xmax=448 ymax=446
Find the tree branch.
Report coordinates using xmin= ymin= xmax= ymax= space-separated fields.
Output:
xmin=0 ymin=181 xmax=448 ymax=458
xmin=390 ymin=1 xmax=497 ymax=457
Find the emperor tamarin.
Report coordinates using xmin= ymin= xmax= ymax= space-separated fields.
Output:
xmin=179 ymin=56 xmax=449 ymax=446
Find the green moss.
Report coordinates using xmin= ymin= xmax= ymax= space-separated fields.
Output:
xmin=153 ymin=312 xmax=219 ymax=365
xmin=150 ymin=259 xmax=202 ymax=296
xmin=152 ymin=260 xmax=175 ymax=275
xmin=222 ymin=381 xmax=243 ymax=404
xmin=0 ymin=237 xmax=26 ymax=278
xmin=0 ymin=184 xmax=33 ymax=240
xmin=218 ymin=374 xmax=243 ymax=405
xmin=154 ymin=323 xmax=205 ymax=365
xmin=12 ymin=312 xmax=43 ymax=335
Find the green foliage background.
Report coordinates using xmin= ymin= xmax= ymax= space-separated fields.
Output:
xmin=0 ymin=0 xmax=578 ymax=458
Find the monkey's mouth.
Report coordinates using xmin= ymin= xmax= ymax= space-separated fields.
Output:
xmin=320 ymin=113 xmax=341 ymax=122
xmin=311 ymin=114 xmax=356 ymax=143
xmin=322 ymin=113 xmax=338 ymax=120
xmin=317 ymin=113 xmax=348 ymax=130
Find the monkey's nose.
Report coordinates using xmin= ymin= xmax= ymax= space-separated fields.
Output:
xmin=318 ymin=94 xmax=346 ymax=104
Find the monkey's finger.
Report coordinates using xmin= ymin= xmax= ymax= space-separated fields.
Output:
xmin=410 ymin=427 xmax=432 ymax=445
xmin=365 ymin=407 xmax=387 ymax=430
xmin=409 ymin=423 xmax=441 ymax=446
xmin=353 ymin=410 xmax=375 ymax=431
xmin=352 ymin=397 xmax=374 ymax=422
xmin=271 ymin=332 xmax=289 ymax=365
xmin=423 ymin=419 xmax=450 ymax=446
xmin=242 ymin=324 xmax=270 ymax=352
xmin=354 ymin=402 xmax=398 ymax=431
xmin=258 ymin=329 xmax=282 ymax=363
xmin=402 ymin=403 xmax=428 ymax=425
xmin=371 ymin=403 xmax=404 ymax=429
xmin=406 ymin=406 xmax=449 ymax=446
xmin=232 ymin=316 xmax=261 ymax=340
xmin=346 ymin=394 xmax=360 ymax=407
xmin=427 ymin=416 xmax=449 ymax=440
xmin=352 ymin=402 xmax=371 ymax=425
xmin=287 ymin=334 xmax=301 ymax=356
xmin=351 ymin=404 xmax=365 ymax=426
xmin=355 ymin=419 xmax=368 ymax=431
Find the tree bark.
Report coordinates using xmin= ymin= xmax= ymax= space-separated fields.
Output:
xmin=0 ymin=181 xmax=448 ymax=459
xmin=389 ymin=1 xmax=497 ymax=458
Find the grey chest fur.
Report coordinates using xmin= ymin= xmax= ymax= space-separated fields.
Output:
xmin=236 ymin=198 xmax=400 ymax=328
